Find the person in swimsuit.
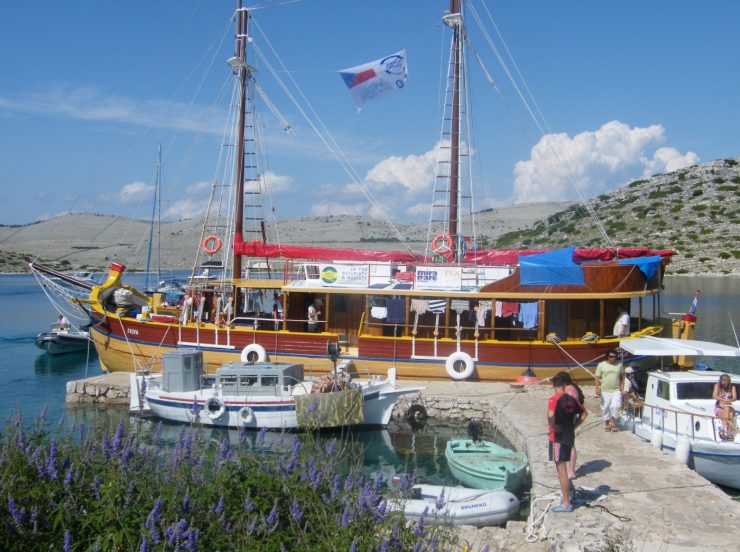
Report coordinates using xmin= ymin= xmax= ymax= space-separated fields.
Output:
xmin=713 ymin=373 xmax=736 ymax=441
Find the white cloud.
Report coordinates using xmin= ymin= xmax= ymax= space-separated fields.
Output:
xmin=642 ymin=147 xmax=699 ymax=177
xmin=119 ymin=181 xmax=155 ymax=204
xmin=512 ymin=121 xmax=699 ymax=203
xmin=164 ymin=198 xmax=207 ymax=220
xmin=0 ymin=84 xmax=224 ymax=135
xmin=365 ymin=142 xmax=446 ymax=194
xmin=245 ymin=171 xmax=294 ymax=194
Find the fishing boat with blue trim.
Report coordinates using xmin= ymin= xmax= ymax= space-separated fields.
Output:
xmin=130 ymin=349 xmax=423 ymax=430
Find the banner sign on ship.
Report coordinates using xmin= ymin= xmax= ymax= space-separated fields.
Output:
xmin=415 ymin=266 xmax=462 ymax=291
xmin=319 ymin=264 xmax=370 ymax=287
xmin=339 ymin=50 xmax=407 ymax=110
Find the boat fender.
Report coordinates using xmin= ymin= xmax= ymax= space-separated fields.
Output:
xmin=205 ymin=397 xmax=226 ymax=420
xmin=651 ymin=428 xmax=663 ymax=449
xmin=445 ymin=351 xmax=475 ymax=380
xmin=431 ymin=233 xmax=453 ymax=255
xmin=404 ymin=404 xmax=428 ymax=427
xmin=201 ymin=234 xmax=223 ymax=255
xmin=241 ymin=343 xmax=267 ymax=364
xmin=674 ymin=435 xmax=691 ymax=465
xmin=237 ymin=406 xmax=254 ymax=425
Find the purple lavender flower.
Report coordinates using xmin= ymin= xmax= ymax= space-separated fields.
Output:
xmin=185 ymin=527 xmax=199 ymax=551
xmin=64 ymin=467 xmax=74 ymax=489
xmin=92 ymin=476 xmax=102 ymax=500
xmin=413 ymin=512 xmax=426 ymax=537
xmin=308 ymin=398 xmax=318 ymax=413
xmin=145 ymin=497 xmax=163 ymax=544
xmin=380 ymin=540 xmax=390 ymax=552
xmin=480 ymin=546 xmax=490 ymax=552
xmin=153 ymin=422 xmax=163 ymax=441
xmin=8 ymin=496 xmax=24 ymax=526
xmin=375 ymin=500 xmax=387 ymax=522
xmin=182 ymin=492 xmax=191 ymax=514
xmin=325 ymin=438 xmax=338 ymax=455
xmin=256 ymin=426 xmax=267 ymax=446
xmin=139 ymin=537 xmax=150 ymax=552
xmin=266 ymin=503 xmax=279 ymax=526
xmin=244 ymin=498 xmax=255 ymax=512
xmin=349 ymin=540 xmax=358 ymax=552
xmin=290 ymin=498 xmax=303 ymax=524
xmin=140 ymin=376 xmax=147 ymax=397
xmin=340 ymin=506 xmax=351 ymax=529
xmin=435 ymin=488 xmax=446 ymax=510
xmin=344 ymin=472 xmax=354 ymax=492
xmin=331 ymin=474 xmax=341 ymax=499
xmin=30 ymin=507 xmax=38 ymax=532
xmin=78 ymin=423 xmax=87 ymax=443
xmin=63 ymin=530 xmax=72 ymax=552
xmin=46 ymin=440 xmax=59 ymax=479
xmin=412 ymin=542 xmax=422 ymax=552
xmin=112 ymin=420 xmax=124 ymax=452
xmin=213 ymin=495 xmax=225 ymax=515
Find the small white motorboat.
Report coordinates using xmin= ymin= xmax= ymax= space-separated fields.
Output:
xmin=390 ymin=484 xmax=519 ymax=527
xmin=619 ymin=337 xmax=740 ymax=490
xmin=35 ymin=326 xmax=91 ymax=355
xmin=130 ymin=349 xmax=423 ymax=430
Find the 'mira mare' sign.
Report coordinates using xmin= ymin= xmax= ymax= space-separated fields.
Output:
xmin=415 ymin=266 xmax=462 ymax=291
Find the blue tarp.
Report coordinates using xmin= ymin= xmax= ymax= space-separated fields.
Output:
xmin=519 ymin=246 xmax=585 ymax=286
xmin=618 ymin=255 xmax=661 ymax=281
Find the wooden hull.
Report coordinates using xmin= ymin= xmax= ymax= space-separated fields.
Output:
xmin=89 ymin=315 xmax=659 ymax=382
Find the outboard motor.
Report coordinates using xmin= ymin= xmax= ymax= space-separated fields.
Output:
xmin=467 ymin=420 xmax=484 ymax=443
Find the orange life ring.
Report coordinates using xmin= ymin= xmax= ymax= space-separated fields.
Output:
xmin=201 ymin=234 xmax=223 ymax=255
xmin=431 ymin=233 xmax=453 ymax=255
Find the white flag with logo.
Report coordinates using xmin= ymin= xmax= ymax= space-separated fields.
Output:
xmin=339 ymin=50 xmax=408 ymax=110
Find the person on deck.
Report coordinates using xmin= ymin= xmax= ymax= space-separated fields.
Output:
xmin=613 ymin=306 xmax=630 ymax=337
xmin=307 ymin=298 xmax=323 ymax=333
xmin=595 ymin=349 xmax=624 ymax=432
xmin=548 ymin=373 xmax=586 ymax=513
xmin=272 ymin=292 xmax=284 ymax=331
xmin=713 ymin=373 xmax=737 ymax=441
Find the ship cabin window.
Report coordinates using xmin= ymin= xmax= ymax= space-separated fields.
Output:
xmin=656 ymin=380 xmax=671 ymax=400
xmin=239 ymin=375 xmax=259 ymax=387
xmin=261 ymin=376 xmax=279 ymax=387
xmin=675 ymin=382 xmax=715 ymax=400
xmin=220 ymin=375 xmax=238 ymax=393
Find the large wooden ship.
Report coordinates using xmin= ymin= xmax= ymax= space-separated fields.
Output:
xmin=34 ymin=1 xmax=679 ymax=382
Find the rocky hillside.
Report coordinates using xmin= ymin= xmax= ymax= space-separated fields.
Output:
xmin=493 ymin=157 xmax=740 ymax=275
xmin=1 ymin=158 xmax=738 ymax=276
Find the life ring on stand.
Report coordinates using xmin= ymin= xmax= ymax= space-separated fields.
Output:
xmin=205 ymin=397 xmax=226 ymax=420
xmin=237 ymin=406 xmax=254 ymax=425
xmin=431 ymin=233 xmax=453 ymax=255
xmin=201 ymin=234 xmax=223 ymax=255
xmin=241 ymin=343 xmax=267 ymax=363
xmin=445 ymin=351 xmax=475 ymax=380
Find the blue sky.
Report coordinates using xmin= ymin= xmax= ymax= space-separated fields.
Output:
xmin=1 ymin=1 xmax=739 ymax=226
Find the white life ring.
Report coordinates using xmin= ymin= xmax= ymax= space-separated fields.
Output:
xmin=445 ymin=351 xmax=475 ymax=380
xmin=241 ymin=343 xmax=267 ymax=363
xmin=237 ymin=406 xmax=254 ymax=425
xmin=205 ymin=397 xmax=226 ymax=420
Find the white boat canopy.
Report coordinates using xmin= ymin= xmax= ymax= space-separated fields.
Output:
xmin=620 ymin=336 xmax=740 ymax=357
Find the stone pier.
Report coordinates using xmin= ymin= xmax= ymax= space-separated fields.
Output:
xmin=65 ymin=372 xmax=131 ymax=404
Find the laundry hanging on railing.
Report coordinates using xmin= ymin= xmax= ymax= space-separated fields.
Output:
xmin=386 ymin=298 xmax=406 ymax=323
xmin=451 ymin=299 xmax=470 ymax=313
xmin=428 ymin=299 xmax=446 ymax=314
xmin=410 ymin=299 xmax=429 ymax=313
xmin=517 ymin=302 xmax=539 ymax=330
xmin=370 ymin=306 xmax=387 ymax=319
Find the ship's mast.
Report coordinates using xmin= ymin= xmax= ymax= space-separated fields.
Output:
xmin=448 ymin=0 xmax=462 ymax=261
xmin=232 ymin=0 xmax=248 ymax=309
